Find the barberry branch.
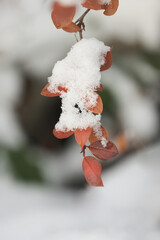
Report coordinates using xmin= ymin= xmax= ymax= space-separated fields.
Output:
xmin=75 ymin=9 xmax=91 ymax=40
xmin=75 ymin=9 xmax=90 ymax=24
xmin=81 ymin=145 xmax=87 ymax=157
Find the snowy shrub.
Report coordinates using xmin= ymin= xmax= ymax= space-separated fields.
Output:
xmin=41 ymin=0 xmax=119 ymax=186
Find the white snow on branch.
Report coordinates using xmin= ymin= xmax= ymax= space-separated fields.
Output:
xmin=48 ymin=38 xmax=110 ymax=131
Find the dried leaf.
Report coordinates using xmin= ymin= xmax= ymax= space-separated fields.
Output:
xmin=100 ymin=50 xmax=112 ymax=71
xmin=89 ymin=126 xmax=109 ymax=144
xmin=86 ymin=93 xmax=103 ymax=114
xmin=103 ymin=0 xmax=119 ymax=16
xmin=88 ymin=140 xmax=118 ymax=160
xmin=82 ymin=156 xmax=104 ymax=187
xmin=51 ymin=2 xmax=76 ymax=29
xmin=53 ymin=128 xmax=74 ymax=139
xmin=62 ymin=22 xmax=81 ymax=33
xmin=74 ymin=127 xmax=92 ymax=148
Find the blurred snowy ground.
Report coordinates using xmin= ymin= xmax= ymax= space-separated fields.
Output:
xmin=0 ymin=142 xmax=160 ymax=240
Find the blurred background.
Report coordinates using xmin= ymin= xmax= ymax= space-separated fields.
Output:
xmin=0 ymin=0 xmax=160 ymax=239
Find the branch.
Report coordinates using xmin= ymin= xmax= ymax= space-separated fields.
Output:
xmin=75 ymin=9 xmax=90 ymax=24
xmin=75 ymin=9 xmax=91 ymax=40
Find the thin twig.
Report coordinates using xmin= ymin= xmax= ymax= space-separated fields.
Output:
xmin=74 ymin=9 xmax=91 ymax=41
xmin=75 ymin=9 xmax=90 ymax=24
xmin=79 ymin=29 xmax=83 ymax=40
xmin=74 ymin=33 xmax=79 ymax=42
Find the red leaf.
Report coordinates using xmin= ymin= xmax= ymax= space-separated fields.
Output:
xmin=58 ymin=86 xmax=68 ymax=93
xmin=51 ymin=2 xmax=76 ymax=29
xmin=85 ymin=93 xmax=103 ymax=114
xmin=82 ymin=156 xmax=103 ymax=187
xmin=62 ymin=22 xmax=81 ymax=33
xmin=103 ymin=0 xmax=119 ymax=16
xmin=95 ymin=84 xmax=103 ymax=91
xmin=53 ymin=128 xmax=74 ymax=139
xmin=74 ymin=127 xmax=92 ymax=148
xmin=100 ymin=50 xmax=112 ymax=71
xmin=88 ymin=140 xmax=118 ymax=160
xmin=41 ymin=83 xmax=60 ymax=97
xmin=89 ymin=126 xmax=109 ymax=144
xmin=82 ymin=0 xmax=104 ymax=10
xmin=41 ymin=83 xmax=67 ymax=97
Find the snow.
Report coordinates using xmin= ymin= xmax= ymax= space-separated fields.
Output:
xmin=92 ymin=124 xmax=108 ymax=147
xmin=101 ymin=137 xmax=108 ymax=147
xmin=48 ymin=38 xmax=110 ymax=132
xmin=0 ymin=142 xmax=160 ymax=240
xmin=100 ymin=0 xmax=111 ymax=5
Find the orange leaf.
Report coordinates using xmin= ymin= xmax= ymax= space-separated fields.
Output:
xmin=82 ymin=156 xmax=103 ymax=187
xmin=86 ymin=93 xmax=103 ymax=114
xmin=100 ymin=50 xmax=112 ymax=71
xmin=62 ymin=22 xmax=81 ymax=33
xmin=51 ymin=2 xmax=76 ymax=29
xmin=95 ymin=84 xmax=103 ymax=91
xmin=53 ymin=128 xmax=74 ymax=139
xmin=74 ymin=127 xmax=92 ymax=148
xmin=103 ymin=0 xmax=119 ymax=16
xmin=41 ymin=83 xmax=67 ymax=97
xmin=82 ymin=0 xmax=104 ymax=10
xmin=58 ymin=86 xmax=68 ymax=93
xmin=41 ymin=83 xmax=60 ymax=97
xmin=89 ymin=126 xmax=109 ymax=144
xmin=88 ymin=140 xmax=118 ymax=160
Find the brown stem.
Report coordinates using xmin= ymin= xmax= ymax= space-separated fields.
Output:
xmin=81 ymin=145 xmax=87 ymax=157
xmin=75 ymin=9 xmax=90 ymax=24
xmin=75 ymin=9 xmax=91 ymax=40
xmin=74 ymin=33 xmax=79 ymax=42
xmin=79 ymin=29 xmax=83 ymax=40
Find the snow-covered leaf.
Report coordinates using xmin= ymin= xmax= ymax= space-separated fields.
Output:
xmin=85 ymin=93 xmax=103 ymax=114
xmin=100 ymin=50 xmax=112 ymax=71
xmin=53 ymin=129 xmax=74 ymax=139
xmin=89 ymin=126 xmax=109 ymax=144
xmin=41 ymin=83 xmax=60 ymax=97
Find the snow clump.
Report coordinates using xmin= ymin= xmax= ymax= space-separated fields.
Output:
xmin=48 ymin=38 xmax=110 ymax=137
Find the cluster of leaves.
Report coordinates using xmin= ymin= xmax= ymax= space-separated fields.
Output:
xmin=41 ymin=0 xmax=119 ymax=187
xmin=51 ymin=0 xmax=119 ymax=33
xmin=41 ymin=50 xmax=118 ymax=187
